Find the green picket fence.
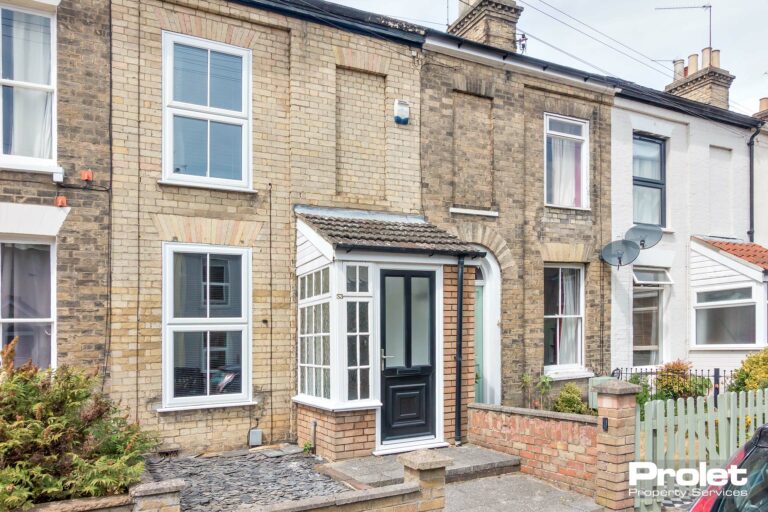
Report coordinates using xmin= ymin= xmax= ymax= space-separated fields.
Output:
xmin=635 ymin=389 xmax=768 ymax=512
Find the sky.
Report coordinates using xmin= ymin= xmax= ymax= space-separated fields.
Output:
xmin=329 ymin=0 xmax=768 ymax=116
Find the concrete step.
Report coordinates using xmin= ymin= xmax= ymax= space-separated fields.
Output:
xmin=321 ymin=444 xmax=520 ymax=489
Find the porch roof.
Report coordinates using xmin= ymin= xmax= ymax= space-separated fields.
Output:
xmin=694 ymin=236 xmax=768 ymax=273
xmin=296 ymin=206 xmax=485 ymax=258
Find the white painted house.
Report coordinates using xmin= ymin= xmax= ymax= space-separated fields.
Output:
xmin=609 ymin=53 xmax=767 ymax=371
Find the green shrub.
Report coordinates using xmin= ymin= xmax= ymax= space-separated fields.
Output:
xmin=0 ymin=339 xmax=157 ymax=510
xmin=628 ymin=374 xmax=652 ymax=420
xmin=552 ymin=383 xmax=589 ymax=415
xmin=729 ymin=348 xmax=768 ymax=392
xmin=655 ymin=360 xmax=711 ymax=400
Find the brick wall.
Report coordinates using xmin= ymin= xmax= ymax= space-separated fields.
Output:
xmin=109 ymin=0 xmax=422 ymax=452
xmin=453 ymin=92 xmax=493 ymax=209
xmin=421 ymin=50 xmax=613 ymax=407
xmin=335 ymin=68 xmax=386 ymax=198
xmin=0 ymin=0 xmax=111 ymax=370
xmin=296 ymin=404 xmax=375 ymax=462
xmin=468 ymin=403 xmax=598 ymax=496
xmin=443 ymin=265 xmax=476 ymax=443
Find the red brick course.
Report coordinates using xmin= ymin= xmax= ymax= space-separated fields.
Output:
xmin=468 ymin=404 xmax=598 ymax=497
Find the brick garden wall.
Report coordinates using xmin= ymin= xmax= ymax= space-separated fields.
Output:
xmin=468 ymin=403 xmax=598 ymax=497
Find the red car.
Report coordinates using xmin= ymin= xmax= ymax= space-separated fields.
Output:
xmin=691 ymin=424 xmax=768 ymax=511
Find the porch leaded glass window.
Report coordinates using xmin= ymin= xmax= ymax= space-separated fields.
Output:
xmin=298 ymin=267 xmax=330 ymax=398
xmin=345 ymin=264 xmax=372 ymax=400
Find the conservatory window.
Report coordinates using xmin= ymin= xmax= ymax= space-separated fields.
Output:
xmin=298 ymin=267 xmax=331 ymax=399
xmin=694 ymin=286 xmax=756 ymax=346
xmin=344 ymin=265 xmax=371 ymax=400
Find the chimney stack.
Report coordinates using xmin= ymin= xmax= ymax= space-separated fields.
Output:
xmin=755 ymin=97 xmax=768 ymax=122
xmin=448 ymin=0 xmax=523 ymax=53
xmin=665 ymin=48 xmax=735 ymax=110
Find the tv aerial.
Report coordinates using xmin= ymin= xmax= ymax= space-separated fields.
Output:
xmin=600 ymin=224 xmax=663 ymax=269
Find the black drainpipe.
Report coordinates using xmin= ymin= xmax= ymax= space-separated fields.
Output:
xmin=455 ymin=255 xmax=465 ymax=445
xmin=748 ymin=124 xmax=764 ymax=242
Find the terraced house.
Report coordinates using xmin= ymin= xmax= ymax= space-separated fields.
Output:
xmin=0 ymin=0 xmax=111 ymax=372
xmin=107 ymin=0 xmax=484 ymax=458
xmin=106 ymin=0 xmax=620 ymax=458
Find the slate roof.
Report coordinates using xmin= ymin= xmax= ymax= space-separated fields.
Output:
xmin=238 ymin=0 xmax=764 ymax=130
xmin=298 ymin=211 xmax=484 ymax=257
xmin=695 ymin=237 xmax=768 ymax=271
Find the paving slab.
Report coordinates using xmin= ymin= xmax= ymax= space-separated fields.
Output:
xmin=321 ymin=444 xmax=519 ymax=488
xmin=446 ymin=473 xmax=602 ymax=512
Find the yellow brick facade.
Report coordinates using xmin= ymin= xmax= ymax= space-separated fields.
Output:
xmin=109 ymin=0 xmax=422 ymax=452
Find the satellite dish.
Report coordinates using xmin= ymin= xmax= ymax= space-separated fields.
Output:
xmin=601 ymin=240 xmax=640 ymax=268
xmin=626 ymin=224 xmax=663 ymax=250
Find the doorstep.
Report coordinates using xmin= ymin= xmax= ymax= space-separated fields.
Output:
xmin=319 ymin=444 xmax=520 ymax=488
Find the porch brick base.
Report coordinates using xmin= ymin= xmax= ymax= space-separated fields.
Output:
xmin=296 ymin=404 xmax=376 ymax=461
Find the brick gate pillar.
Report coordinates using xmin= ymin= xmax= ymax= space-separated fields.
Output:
xmin=594 ymin=379 xmax=640 ymax=512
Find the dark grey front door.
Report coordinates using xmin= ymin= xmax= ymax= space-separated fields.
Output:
xmin=380 ymin=270 xmax=436 ymax=442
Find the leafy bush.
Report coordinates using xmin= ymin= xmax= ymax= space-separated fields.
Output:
xmin=729 ymin=348 xmax=768 ymax=392
xmin=0 ymin=339 xmax=157 ymax=510
xmin=654 ymin=360 xmax=711 ymax=400
xmin=552 ymin=383 xmax=589 ymax=415
xmin=629 ymin=374 xmax=652 ymax=420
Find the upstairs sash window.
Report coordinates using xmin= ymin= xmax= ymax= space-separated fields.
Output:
xmin=1 ymin=8 xmax=54 ymax=162
xmin=162 ymin=32 xmax=251 ymax=190
xmin=545 ymin=114 xmax=589 ymax=209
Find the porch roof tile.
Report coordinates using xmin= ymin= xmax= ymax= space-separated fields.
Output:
xmin=297 ymin=208 xmax=484 ymax=257
xmin=694 ymin=236 xmax=768 ymax=271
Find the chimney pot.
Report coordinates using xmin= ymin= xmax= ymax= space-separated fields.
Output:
xmin=760 ymin=97 xmax=768 ymax=112
xmin=711 ymin=49 xmax=720 ymax=68
xmin=702 ymin=47 xmax=712 ymax=68
xmin=673 ymin=59 xmax=685 ymax=80
xmin=688 ymin=53 xmax=699 ymax=74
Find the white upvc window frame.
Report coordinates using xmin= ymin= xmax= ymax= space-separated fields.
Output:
xmin=161 ymin=31 xmax=252 ymax=192
xmin=0 ymin=237 xmax=56 ymax=368
xmin=690 ymin=282 xmax=762 ymax=350
xmin=0 ymin=4 xmax=61 ymax=178
xmin=161 ymin=242 xmax=252 ymax=410
xmin=342 ymin=263 xmax=373 ymax=402
xmin=633 ymin=267 xmax=673 ymax=286
xmin=543 ymin=263 xmax=587 ymax=377
xmin=543 ymin=113 xmax=590 ymax=211
xmin=297 ymin=265 xmax=332 ymax=402
xmin=631 ymin=286 xmax=663 ymax=368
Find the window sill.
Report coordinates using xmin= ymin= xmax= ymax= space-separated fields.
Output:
xmin=292 ymin=395 xmax=382 ymax=412
xmin=544 ymin=204 xmax=591 ymax=213
xmin=688 ymin=345 xmax=763 ymax=352
xmin=543 ymin=367 xmax=595 ymax=381
xmin=156 ymin=400 xmax=259 ymax=413
xmin=449 ymin=206 xmax=499 ymax=218
xmin=158 ymin=179 xmax=258 ymax=194
xmin=0 ymin=157 xmax=64 ymax=182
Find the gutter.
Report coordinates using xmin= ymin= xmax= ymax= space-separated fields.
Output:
xmin=748 ymin=123 xmax=764 ymax=242
xmin=231 ymin=0 xmax=425 ymax=46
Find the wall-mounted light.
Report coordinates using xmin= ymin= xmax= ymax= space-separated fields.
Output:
xmin=394 ymin=99 xmax=410 ymax=125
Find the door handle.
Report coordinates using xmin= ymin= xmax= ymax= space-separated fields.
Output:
xmin=381 ymin=349 xmax=395 ymax=366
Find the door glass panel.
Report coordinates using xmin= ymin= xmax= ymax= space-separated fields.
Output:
xmin=384 ymin=276 xmax=405 ymax=367
xmin=474 ymin=285 xmax=484 ymax=403
xmin=411 ymin=277 xmax=431 ymax=366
